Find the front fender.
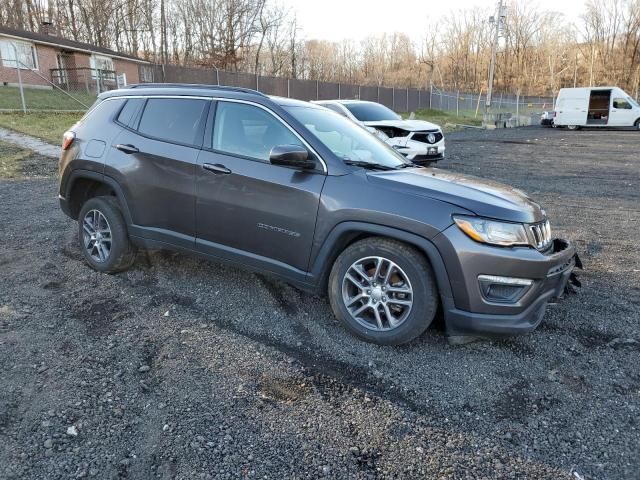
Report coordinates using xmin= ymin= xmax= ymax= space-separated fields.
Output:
xmin=308 ymin=221 xmax=454 ymax=303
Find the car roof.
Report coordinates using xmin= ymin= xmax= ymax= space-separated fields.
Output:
xmin=100 ymin=85 xmax=325 ymax=110
xmin=315 ymin=99 xmax=375 ymax=105
xmin=100 ymin=84 xmax=269 ymax=102
xmin=270 ymin=96 xmax=321 ymax=108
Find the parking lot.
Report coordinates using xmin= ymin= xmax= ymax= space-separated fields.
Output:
xmin=0 ymin=126 xmax=638 ymax=479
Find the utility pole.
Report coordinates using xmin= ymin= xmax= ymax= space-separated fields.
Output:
xmin=160 ymin=0 xmax=168 ymax=66
xmin=485 ymin=0 xmax=506 ymax=112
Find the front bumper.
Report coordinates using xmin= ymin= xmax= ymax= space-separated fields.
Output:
xmin=433 ymin=225 xmax=579 ymax=336
xmin=393 ymin=140 xmax=445 ymax=164
xmin=411 ymin=153 xmax=445 ymax=165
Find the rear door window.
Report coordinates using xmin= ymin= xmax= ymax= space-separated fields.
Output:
xmin=138 ymin=98 xmax=208 ymax=146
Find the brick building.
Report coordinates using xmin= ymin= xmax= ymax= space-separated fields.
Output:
xmin=0 ymin=26 xmax=151 ymax=94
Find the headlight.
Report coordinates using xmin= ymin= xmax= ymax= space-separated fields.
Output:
xmin=453 ymin=215 xmax=530 ymax=247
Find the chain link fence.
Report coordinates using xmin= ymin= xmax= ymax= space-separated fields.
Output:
xmin=2 ymin=59 xmax=557 ymax=121
xmin=0 ymin=52 xmax=126 ymax=112
xmin=429 ymin=86 xmax=555 ymax=120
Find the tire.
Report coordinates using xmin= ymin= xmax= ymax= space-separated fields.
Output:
xmin=567 ymin=125 xmax=580 ymax=130
xmin=634 ymin=119 xmax=640 ymax=131
xmin=77 ymin=196 xmax=136 ymax=273
xmin=328 ymin=237 xmax=438 ymax=345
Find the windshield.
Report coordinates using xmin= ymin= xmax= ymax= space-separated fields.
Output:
xmin=343 ymin=102 xmax=401 ymax=122
xmin=285 ymin=106 xmax=409 ymax=168
xmin=627 ymin=96 xmax=639 ymax=108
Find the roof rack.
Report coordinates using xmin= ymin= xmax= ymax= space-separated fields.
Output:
xmin=126 ymin=83 xmax=267 ymax=97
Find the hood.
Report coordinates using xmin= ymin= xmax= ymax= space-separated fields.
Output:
xmin=363 ymin=119 xmax=441 ymax=132
xmin=366 ymin=168 xmax=545 ymax=223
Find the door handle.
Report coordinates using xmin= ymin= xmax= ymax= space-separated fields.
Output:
xmin=203 ymin=163 xmax=232 ymax=175
xmin=115 ymin=144 xmax=139 ymax=154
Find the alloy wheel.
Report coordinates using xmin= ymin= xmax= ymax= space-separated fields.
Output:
xmin=82 ymin=209 xmax=112 ymax=263
xmin=341 ymin=256 xmax=413 ymax=331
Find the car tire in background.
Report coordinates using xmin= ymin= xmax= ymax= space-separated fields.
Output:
xmin=78 ymin=196 xmax=137 ymax=273
xmin=328 ymin=237 xmax=438 ymax=345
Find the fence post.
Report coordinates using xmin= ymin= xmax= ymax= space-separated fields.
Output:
xmin=358 ymin=85 xmax=361 ymax=100
xmin=418 ymin=90 xmax=421 ymax=109
xmin=406 ymin=88 xmax=409 ymax=112
xmin=392 ymin=88 xmax=395 ymax=110
xmin=10 ymin=43 xmax=27 ymax=113
xmin=338 ymin=83 xmax=341 ymax=99
xmin=377 ymin=86 xmax=380 ymax=103
xmin=256 ymin=74 xmax=259 ymax=91
xmin=516 ymin=91 xmax=520 ymax=125
xmin=456 ymin=90 xmax=460 ymax=117
xmin=287 ymin=78 xmax=290 ymax=98
xmin=475 ymin=88 xmax=483 ymax=118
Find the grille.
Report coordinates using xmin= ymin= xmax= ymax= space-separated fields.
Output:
xmin=411 ymin=131 xmax=443 ymax=144
xmin=529 ymin=220 xmax=552 ymax=250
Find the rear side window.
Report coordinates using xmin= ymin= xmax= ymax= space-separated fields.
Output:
xmin=138 ymin=98 xmax=208 ymax=145
xmin=116 ymin=98 xmax=144 ymax=127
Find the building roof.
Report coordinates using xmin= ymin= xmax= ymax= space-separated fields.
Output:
xmin=0 ymin=26 xmax=149 ymax=63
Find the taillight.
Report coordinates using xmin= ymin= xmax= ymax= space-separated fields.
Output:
xmin=62 ymin=131 xmax=75 ymax=151
xmin=552 ymin=111 xmax=557 ymax=118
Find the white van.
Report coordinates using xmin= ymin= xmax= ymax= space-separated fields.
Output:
xmin=554 ymin=87 xmax=640 ymax=130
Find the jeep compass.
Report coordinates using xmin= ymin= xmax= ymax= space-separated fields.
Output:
xmin=58 ymin=84 xmax=579 ymax=345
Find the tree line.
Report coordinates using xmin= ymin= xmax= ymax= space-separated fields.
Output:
xmin=1 ymin=0 xmax=639 ymax=96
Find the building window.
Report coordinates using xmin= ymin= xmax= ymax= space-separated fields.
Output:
xmin=0 ymin=39 xmax=38 ymax=70
xmin=140 ymin=65 xmax=154 ymax=83
xmin=90 ymin=54 xmax=114 ymax=78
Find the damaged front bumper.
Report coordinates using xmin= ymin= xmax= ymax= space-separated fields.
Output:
xmin=433 ymin=226 xmax=582 ymax=337
xmin=396 ymin=142 xmax=445 ymax=164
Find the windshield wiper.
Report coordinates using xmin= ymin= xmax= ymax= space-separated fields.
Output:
xmin=343 ymin=160 xmax=398 ymax=171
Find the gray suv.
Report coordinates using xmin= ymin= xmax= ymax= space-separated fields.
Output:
xmin=59 ymin=85 xmax=579 ymax=345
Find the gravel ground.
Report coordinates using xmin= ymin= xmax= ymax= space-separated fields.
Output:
xmin=0 ymin=126 xmax=638 ymax=479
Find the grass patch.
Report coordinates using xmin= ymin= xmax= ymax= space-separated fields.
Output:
xmin=0 ymin=141 xmax=35 ymax=178
xmin=0 ymin=111 xmax=84 ymax=144
xmin=0 ymin=86 xmax=95 ymax=111
xmin=413 ymin=109 xmax=483 ymax=131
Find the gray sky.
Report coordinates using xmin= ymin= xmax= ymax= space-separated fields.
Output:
xmin=281 ymin=0 xmax=587 ymax=43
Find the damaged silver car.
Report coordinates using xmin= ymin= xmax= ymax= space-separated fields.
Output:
xmin=313 ymin=99 xmax=445 ymax=165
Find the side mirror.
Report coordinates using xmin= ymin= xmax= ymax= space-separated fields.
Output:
xmin=269 ymin=145 xmax=315 ymax=170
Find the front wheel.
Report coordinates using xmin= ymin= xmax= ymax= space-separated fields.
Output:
xmin=328 ymin=238 xmax=438 ymax=345
xmin=634 ymin=119 xmax=640 ymax=131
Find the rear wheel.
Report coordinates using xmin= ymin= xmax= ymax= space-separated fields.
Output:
xmin=567 ymin=124 xmax=580 ymax=130
xmin=78 ymin=196 xmax=136 ymax=273
xmin=634 ymin=119 xmax=640 ymax=130
xmin=328 ymin=237 xmax=438 ymax=345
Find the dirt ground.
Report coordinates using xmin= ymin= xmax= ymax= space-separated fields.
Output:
xmin=0 ymin=127 xmax=638 ymax=479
